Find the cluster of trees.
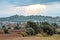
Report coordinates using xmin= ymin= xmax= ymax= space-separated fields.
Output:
xmin=1 ymin=21 xmax=59 ymax=36
xmin=2 ymin=24 xmax=21 ymax=34
xmin=24 ymin=21 xmax=57 ymax=36
xmin=2 ymin=26 xmax=9 ymax=34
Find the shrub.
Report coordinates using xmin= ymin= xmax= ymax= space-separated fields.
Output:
xmin=14 ymin=26 xmax=20 ymax=30
xmin=2 ymin=25 xmax=6 ymax=29
xmin=20 ymin=32 xmax=28 ymax=37
xmin=41 ymin=22 xmax=56 ymax=36
xmin=41 ymin=33 xmax=48 ymax=37
xmin=2 ymin=25 xmax=9 ymax=34
xmin=42 ymin=25 xmax=56 ymax=36
xmin=3 ymin=29 xmax=9 ymax=34
xmin=25 ymin=21 xmax=57 ymax=36
xmin=57 ymin=30 xmax=60 ymax=34
xmin=26 ymin=21 xmax=40 ymax=34
xmin=57 ymin=32 xmax=60 ymax=34
xmin=26 ymin=28 xmax=35 ymax=36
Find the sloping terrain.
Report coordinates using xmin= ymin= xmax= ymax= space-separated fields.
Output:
xmin=0 ymin=15 xmax=60 ymax=25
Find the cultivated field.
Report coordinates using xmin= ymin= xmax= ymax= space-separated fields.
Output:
xmin=0 ymin=34 xmax=60 ymax=40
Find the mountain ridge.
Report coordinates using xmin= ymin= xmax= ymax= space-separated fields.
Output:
xmin=0 ymin=15 xmax=60 ymax=25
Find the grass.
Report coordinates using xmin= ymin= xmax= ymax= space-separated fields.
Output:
xmin=0 ymin=28 xmax=60 ymax=40
xmin=0 ymin=34 xmax=60 ymax=40
xmin=57 ymin=28 xmax=60 ymax=32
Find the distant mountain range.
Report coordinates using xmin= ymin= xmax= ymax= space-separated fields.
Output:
xmin=0 ymin=15 xmax=60 ymax=25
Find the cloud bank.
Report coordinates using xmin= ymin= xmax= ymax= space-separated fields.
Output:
xmin=16 ymin=4 xmax=46 ymax=16
xmin=0 ymin=0 xmax=60 ymax=17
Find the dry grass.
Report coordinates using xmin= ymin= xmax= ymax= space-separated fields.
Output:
xmin=57 ymin=28 xmax=60 ymax=32
xmin=0 ymin=34 xmax=60 ymax=40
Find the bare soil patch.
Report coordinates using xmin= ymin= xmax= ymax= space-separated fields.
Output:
xmin=0 ymin=34 xmax=60 ymax=40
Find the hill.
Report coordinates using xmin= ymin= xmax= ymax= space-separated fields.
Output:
xmin=0 ymin=15 xmax=60 ymax=25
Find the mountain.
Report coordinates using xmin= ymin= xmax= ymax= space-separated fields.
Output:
xmin=0 ymin=15 xmax=60 ymax=25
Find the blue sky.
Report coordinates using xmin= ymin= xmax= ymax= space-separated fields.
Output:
xmin=0 ymin=0 xmax=60 ymax=17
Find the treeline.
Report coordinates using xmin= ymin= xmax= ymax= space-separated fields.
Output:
xmin=1 ymin=21 xmax=60 ymax=36
xmin=24 ymin=21 xmax=57 ymax=36
xmin=21 ymin=21 xmax=60 ymax=36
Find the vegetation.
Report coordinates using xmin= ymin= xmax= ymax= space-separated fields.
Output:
xmin=41 ymin=22 xmax=56 ymax=36
xmin=26 ymin=21 xmax=40 ymax=34
xmin=3 ymin=29 xmax=9 ymax=34
xmin=57 ymin=29 xmax=60 ymax=34
xmin=14 ymin=24 xmax=20 ymax=30
xmin=25 ymin=28 xmax=35 ymax=36
xmin=24 ymin=21 xmax=57 ymax=36
xmin=0 ymin=15 xmax=60 ymax=25
xmin=20 ymin=32 xmax=28 ymax=37
xmin=2 ymin=25 xmax=9 ymax=34
xmin=1 ymin=21 xmax=60 ymax=36
xmin=2 ymin=25 xmax=6 ymax=29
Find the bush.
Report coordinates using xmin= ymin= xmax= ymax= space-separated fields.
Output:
xmin=14 ymin=26 xmax=20 ymax=30
xmin=57 ymin=30 xmax=60 ymax=34
xmin=3 ymin=29 xmax=9 ymax=34
xmin=2 ymin=25 xmax=6 ymax=29
xmin=41 ymin=22 xmax=56 ymax=36
xmin=41 ymin=33 xmax=48 ymax=37
xmin=57 ymin=32 xmax=60 ymax=34
xmin=2 ymin=25 xmax=9 ymax=34
xmin=25 ymin=21 xmax=57 ymax=36
xmin=47 ymin=27 xmax=56 ymax=35
xmin=26 ymin=21 xmax=40 ymax=34
xmin=20 ymin=32 xmax=28 ymax=37
xmin=26 ymin=28 xmax=35 ymax=36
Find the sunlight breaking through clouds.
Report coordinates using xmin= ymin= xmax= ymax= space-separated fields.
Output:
xmin=16 ymin=4 xmax=47 ymax=16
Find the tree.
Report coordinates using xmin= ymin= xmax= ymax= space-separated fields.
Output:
xmin=2 ymin=25 xmax=9 ymax=34
xmin=52 ymin=23 xmax=57 ymax=28
xmin=14 ymin=24 xmax=20 ymax=30
xmin=8 ymin=27 xmax=11 ymax=29
xmin=40 ymin=22 xmax=56 ymax=36
xmin=3 ymin=29 xmax=9 ymax=34
xmin=26 ymin=21 xmax=40 ymax=34
xmin=14 ymin=26 xmax=20 ymax=30
xmin=41 ymin=22 xmax=50 ymax=25
xmin=26 ymin=28 xmax=35 ymax=35
xmin=2 ymin=25 xmax=6 ymax=29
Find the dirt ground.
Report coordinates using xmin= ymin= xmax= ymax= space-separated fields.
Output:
xmin=0 ymin=34 xmax=60 ymax=40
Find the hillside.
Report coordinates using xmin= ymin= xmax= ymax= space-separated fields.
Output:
xmin=0 ymin=15 xmax=60 ymax=25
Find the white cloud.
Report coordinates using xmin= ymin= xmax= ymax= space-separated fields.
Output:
xmin=16 ymin=4 xmax=46 ymax=16
xmin=0 ymin=2 xmax=60 ymax=17
xmin=0 ymin=4 xmax=46 ymax=17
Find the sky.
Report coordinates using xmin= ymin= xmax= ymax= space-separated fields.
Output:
xmin=0 ymin=0 xmax=60 ymax=17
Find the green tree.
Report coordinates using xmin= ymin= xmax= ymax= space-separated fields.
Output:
xmin=3 ymin=29 xmax=9 ymax=34
xmin=2 ymin=25 xmax=9 ymax=34
xmin=26 ymin=28 xmax=35 ymax=35
xmin=52 ymin=23 xmax=57 ymax=28
xmin=27 ymin=21 xmax=40 ymax=34
xmin=14 ymin=24 xmax=20 ymax=30
xmin=2 ymin=25 xmax=6 ymax=29
xmin=40 ymin=22 xmax=56 ymax=36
